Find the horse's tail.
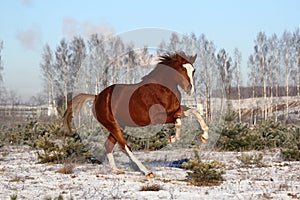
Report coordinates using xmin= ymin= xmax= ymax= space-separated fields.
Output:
xmin=63 ymin=93 xmax=96 ymax=133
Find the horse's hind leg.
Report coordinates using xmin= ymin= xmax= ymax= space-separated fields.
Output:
xmin=105 ymin=127 xmax=154 ymax=177
xmin=115 ymin=133 xmax=154 ymax=178
xmin=105 ymin=134 xmax=124 ymax=174
xmin=123 ymin=145 xmax=154 ymax=178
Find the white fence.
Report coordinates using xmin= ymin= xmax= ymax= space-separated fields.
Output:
xmin=0 ymin=104 xmax=57 ymax=118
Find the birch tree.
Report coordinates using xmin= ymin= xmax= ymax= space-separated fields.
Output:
xmin=88 ymin=34 xmax=106 ymax=94
xmin=268 ymin=34 xmax=280 ymax=121
xmin=281 ymin=31 xmax=293 ymax=121
xmin=292 ymin=28 xmax=300 ymax=97
xmin=233 ymin=48 xmax=242 ymax=122
xmin=247 ymin=55 xmax=258 ymax=124
xmin=169 ymin=32 xmax=180 ymax=51
xmin=0 ymin=40 xmax=3 ymax=84
xmin=106 ymin=36 xmax=125 ymax=86
xmin=196 ymin=34 xmax=216 ymax=122
xmin=54 ymin=39 xmax=71 ymax=111
xmin=0 ymin=40 xmax=5 ymax=104
xmin=217 ymin=49 xmax=233 ymax=113
xmin=40 ymin=44 xmax=56 ymax=107
xmin=254 ymin=32 xmax=268 ymax=120
xmin=69 ymin=36 xmax=86 ymax=93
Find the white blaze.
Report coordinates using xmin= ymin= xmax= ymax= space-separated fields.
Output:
xmin=183 ymin=63 xmax=195 ymax=95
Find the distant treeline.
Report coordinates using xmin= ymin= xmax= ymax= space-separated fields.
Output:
xmin=225 ymin=86 xmax=300 ymax=99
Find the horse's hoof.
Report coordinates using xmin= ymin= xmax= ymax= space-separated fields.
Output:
xmin=112 ymin=169 xmax=125 ymax=175
xmin=146 ymin=172 xmax=155 ymax=178
xmin=201 ymin=136 xmax=208 ymax=143
xmin=168 ymin=136 xmax=176 ymax=144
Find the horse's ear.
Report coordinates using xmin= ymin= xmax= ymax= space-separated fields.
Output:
xmin=190 ymin=54 xmax=197 ymax=64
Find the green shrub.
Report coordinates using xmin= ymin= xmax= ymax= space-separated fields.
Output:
xmin=280 ymin=147 xmax=300 ymax=161
xmin=216 ymin=122 xmax=250 ymax=151
xmin=0 ymin=120 xmax=92 ymax=164
xmin=123 ymin=125 xmax=174 ymax=151
xmin=182 ymin=159 xmax=225 ymax=186
xmin=216 ymin=120 xmax=300 ymax=153
xmin=237 ymin=152 xmax=264 ymax=166
xmin=10 ymin=194 xmax=17 ymax=200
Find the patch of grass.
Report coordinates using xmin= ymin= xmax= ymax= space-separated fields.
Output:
xmin=56 ymin=163 xmax=74 ymax=174
xmin=2 ymin=149 xmax=9 ymax=157
xmin=44 ymin=194 xmax=74 ymax=200
xmin=9 ymin=176 xmax=24 ymax=183
xmin=140 ymin=184 xmax=163 ymax=191
xmin=237 ymin=152 xmax=264 ymax=167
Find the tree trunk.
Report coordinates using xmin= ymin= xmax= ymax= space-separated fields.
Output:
xmin=261 ymin=50 xmax=267 ymax=120
xmin=285 ymin=50 xmax=289 ymax=121
xmin=63 ymin=60 xmax=68 ymax=112
xmin=296 ymin=54 xmax=299 ymax=97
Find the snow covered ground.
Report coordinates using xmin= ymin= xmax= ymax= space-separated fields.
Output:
xmin=0 ymin=145 xmax=300 ymax=200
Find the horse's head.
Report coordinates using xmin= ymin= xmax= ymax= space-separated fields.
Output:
xmin=159 ymin=53 xmax=197 ymax=95
xmin=175 ymin=53 xmax=196 ymax=95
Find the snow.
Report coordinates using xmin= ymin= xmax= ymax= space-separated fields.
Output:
xmin=0 ymin=145 xmax=300 ymax=199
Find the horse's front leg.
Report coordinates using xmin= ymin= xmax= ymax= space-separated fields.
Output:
xmin=175 ymin=118 xmax=182 ymax=141
xmin=168 ymin=117 xmax=182 ymax=143
xmin=182 ymin=106 xmax=209 ymax=143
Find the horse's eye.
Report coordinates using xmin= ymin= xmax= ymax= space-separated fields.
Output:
xmin=182 ymin=67 xmax=186 ymax=71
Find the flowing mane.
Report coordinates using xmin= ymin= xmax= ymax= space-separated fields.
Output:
xmin=142 ymin=52 xmax=190 ymax=81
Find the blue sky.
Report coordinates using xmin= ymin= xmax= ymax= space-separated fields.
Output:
xmin=1 ymin=0 xmax=300 ymax=100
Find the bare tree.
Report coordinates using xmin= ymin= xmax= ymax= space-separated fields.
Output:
xmin=281 ymin=31 xmax=293 ymax=121
xmin=247 ymin=55 xmax=258 ymax=124
xmin=40 ymin=44 xmax=56 ymax=107
xmin=196 ymin=34 xmax=216 ymax=122
xmin=0 ymin=40 xmax=3 ymax=84
xmin=0 ymin=40 xmax=5 ymax=104
xmin=254 ymin=32 xmax=268 ymax=120
xmin=88 ymin=34 xmax=106 ymax=94
xmin=217 ymin=49 xmax=233 ymax=104
xmin=233 ymin=48 xmax=242 ymax=122
xmin=54 ymin=39 xmax=70 ymax=111
xmin=157 ymin=40 xmax=168 ymax=54
xmin=169 ymin=32 xmax=180 ymax=51
xmin=292 ymin=29 xmax=300 ymax=97
xmin=70 ymin=36 xmax=86 ymax=93
xmin=292 ymin=29 xmax=300 ymax=117
xmin=268 ymin=34 xmax=280 ymax=121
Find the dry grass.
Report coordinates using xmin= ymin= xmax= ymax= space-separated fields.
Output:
xmin=56 ymin=163 xmax=74 ymax=174
xmin=237 ymin=152 xmax=264 ymax=167
xmin=140 ymin=184 xmax=163 ymax=191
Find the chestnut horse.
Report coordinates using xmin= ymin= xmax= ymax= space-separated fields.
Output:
xmin=63 ymin=52 xmax=208 ymax=178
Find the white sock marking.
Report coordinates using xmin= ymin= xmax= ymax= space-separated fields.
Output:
xmin=184 ymin=108 xmax=208 ymax=138
xmin=175 ymin=118 xmax=182 ymax=140
xmin=107 ymin=153 xmax=117 ymax=170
